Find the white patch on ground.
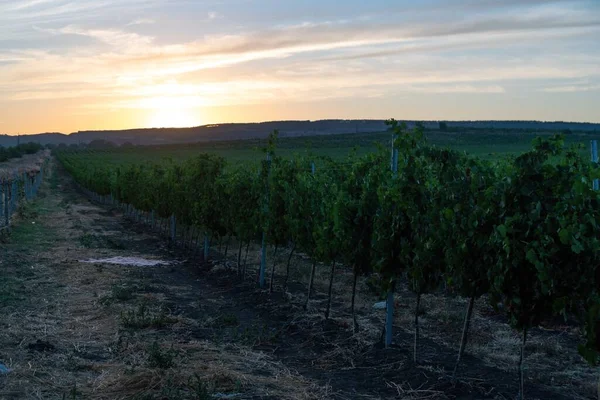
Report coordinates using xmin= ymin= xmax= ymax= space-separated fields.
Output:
xmin=79 ymin=256 xmax=170 ymax=267
xmin=373 ymin=301 xmax=386 ymax=310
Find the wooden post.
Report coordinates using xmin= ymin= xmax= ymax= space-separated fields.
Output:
xmin=259 ymin=152 xmax=271 ymax=288
xmin=204 ymin=234 xmax=210 ymax=262
xmin=170 ymin=214 xmax=176 ymax=242
xmin=10 ymin=180 xmax=16 ymax=213
xmin=3 ymin=183 xmax=9 ymax=227
xmin=385 ymin=138 xmax=399 ymax=348
xmin=23 ymin=173 xmax=28 ymax=200
xmin=592 ymin=140 xmax=599 ymax=190
xmin=0 ymin=184 xmax=4 ymax=222
xmin=259 ymin=232 xmax=267 ymax=287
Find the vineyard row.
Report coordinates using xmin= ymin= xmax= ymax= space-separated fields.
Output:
xmin=0 ymin=155 xmax=49 ymax=231
xmin=56 ymin=121 xmax=600 ymax=399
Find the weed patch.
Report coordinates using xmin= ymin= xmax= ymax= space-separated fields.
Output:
xmin=146 ymin=342 xmax=177 ymax=369
xmin=0 ymin=276 xmax=24 ymax=307
xmin=79 ymin=233 xmax=125 ymax=249
xmin=120 ymin=301 xmax=176 ymax=330
xmin=217 ymin=313 xmax=239 ymax=327
xmin=132 ymin=374 xmax=212 ymax=400
xmin=101 ymin=282 xmax=160 ymax=305
xmin=9 ymin=218 xmax=54 ymax=249
xmin=112 ymin=285 xmax=136 ymax=301
xmin=236 ymin=322 xmax=279 ymax=346
xmin=18 ymin=202 xmax=40 ymax=220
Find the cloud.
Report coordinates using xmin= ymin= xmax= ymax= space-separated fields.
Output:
xmin=1 ymin=0 xmax=59 ymax=12
xmin=542 ymin=84 xmax=600 ymax=92
xmin=4 ymin=1 xmax=113 ymax=20
xmin=185 ymin=12 xmax=599 ymax=60
xmin=127 ymin=18 xmax=155 ymax=26
xmin=58 ymin=25 xmax=154 ymax=49
xmin=1 ymin=0 xmax=599 ymax=132
xmin=33 ymin=24 xmax=155 ymax=51
xmin=411 ymin=84 xmax=506 ymax=94
xmin=1 ymin=25 xmax=596 ymax=108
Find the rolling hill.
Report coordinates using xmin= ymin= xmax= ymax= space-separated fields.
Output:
xmin=1 ymin=120 xmax=599 ymax=147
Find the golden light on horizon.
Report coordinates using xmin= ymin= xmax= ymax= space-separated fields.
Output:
xmin=0 ymin=0 xmax=599 ymax=136
xmin=145 ymin=96 xmax=201 ymax=129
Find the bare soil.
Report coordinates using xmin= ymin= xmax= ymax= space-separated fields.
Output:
xmin=0 ymin=160 xmax=597 ymax=399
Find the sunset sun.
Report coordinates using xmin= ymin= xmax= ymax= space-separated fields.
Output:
xmin=146 ymin=96 xmax=201 ymax=128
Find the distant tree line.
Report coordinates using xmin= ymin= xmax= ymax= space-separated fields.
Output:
xmin=49 ymin=140 xmax=123 ymax=150
xmin=0 ymin=142 xmax=43 ymax=163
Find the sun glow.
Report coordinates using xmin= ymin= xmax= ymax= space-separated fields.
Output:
xmin=144 ymin=95 xmax=202 ymax=128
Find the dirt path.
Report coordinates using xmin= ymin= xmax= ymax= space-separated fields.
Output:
xmin=0 ymin=160 xmax=596 ymax=399
xmin=0 ymin=161 xmax=326 ymax=399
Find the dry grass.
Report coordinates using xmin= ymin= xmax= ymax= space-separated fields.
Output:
xmin=386 ymin=381 xmax=449 ymax=400
xmin=91 ymin=340 xmax=328 ymax=400
xmin=0 ymin=162 xmax=328 ymax=399
xmin=215 ymin=238 xmax=599 ymax=400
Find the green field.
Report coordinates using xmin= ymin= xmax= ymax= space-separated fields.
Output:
xmin=79 ymin=128 xmax=600 ymax=166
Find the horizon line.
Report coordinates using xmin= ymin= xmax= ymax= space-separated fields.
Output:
xmin=3 ymin=118 xmax=600 ymax=136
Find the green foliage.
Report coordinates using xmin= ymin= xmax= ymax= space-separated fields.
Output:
xmin=186 ymin=375 xmax=212 ymax=400
xmin=0 ymin=142 xmax=43 ymax=163
xmin=489 ymin=136 xmax=600 ymax=338
xmin=373 ymin=119 xmax=441 ymax=294
xmin=56 ymin=125 xmax=600 ymax=372
xmin=119 ymin=301 xmax=175 ymax=330
xmin=100 ymin=284 xmax=136 ymax=304
xmin=215 ymin=313 xmax=239 ymax=327
xmin=442 ymin=159 xmax=498 ymax=299
xmin=87 ymin=139 xmax=117 ymax=149
xmin=335 ymin=151 xmax=386 ymax=278
xmin=264 ymin=156 xmax=292 ymax=248
xmin=146 ymin=341 xmax=177 ymax=369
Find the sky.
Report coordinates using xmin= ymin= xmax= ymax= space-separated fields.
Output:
xmin=0 ymin=0 xmax=599 ymax=134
